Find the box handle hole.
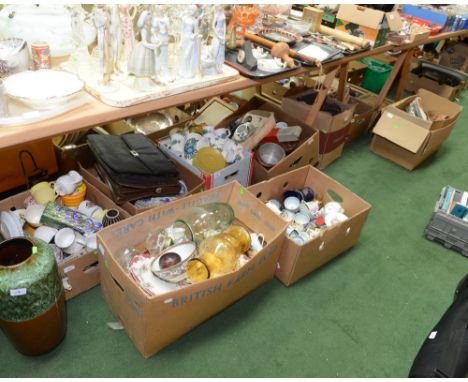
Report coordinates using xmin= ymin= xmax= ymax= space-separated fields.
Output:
xmin=112 ymin=276 xmax=124 ymax=292
xmin=327 ymin=189 xmax=344 ymax=203
xmin=224 ymin=170 xmax=239 ymax=180
xmin=256 ymin=192 xmax=262 ymax=198
xmin=283 ymin=181 xmax=289 ymax=188
xmin=289 ymin=156 xmax=303 ymax=168
xmin=83 ymin=261 xmax=99 ymax=273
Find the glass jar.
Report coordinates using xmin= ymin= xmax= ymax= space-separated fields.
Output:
xmin=172 ymin=202 xmax=235 ymax=243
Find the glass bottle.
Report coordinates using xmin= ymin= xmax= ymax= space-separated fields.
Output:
xmin=172 ymin=202 xmax=235 ymax=243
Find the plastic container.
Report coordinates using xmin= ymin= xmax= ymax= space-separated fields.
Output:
xmin=360 ymin=58 xmax=393 ymax=93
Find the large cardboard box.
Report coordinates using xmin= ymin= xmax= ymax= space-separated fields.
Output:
xmin=0 ymin=180 xmax=130 ymax=300
xmin=405 ymin=71 xmax=463 ymax=101
xmin=336 ymin=5 xmax=392 ymax=47
xmin=216 ymin=96 xmax=320 ymax=183
xmin=370 ymin=89 xmax=463 ymax=170
xmin=248 ymin=166 xmax=371 ymax=286
xmin=282 ymin=87 xmax=356 ymax=169
xmin=96 ymin=181 xmax=288 ymax=357
xmin=439 ymin=41 xmax=468 ymax=73
xmin=80 ymin=161 xmax=205 ymax=215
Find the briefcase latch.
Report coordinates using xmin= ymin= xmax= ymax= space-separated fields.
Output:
xmin=130 ymin=150 xmax=139 ymax=157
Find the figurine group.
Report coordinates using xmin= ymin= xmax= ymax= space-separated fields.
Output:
xmin=89 ymin=4 xmax=226 ymax=91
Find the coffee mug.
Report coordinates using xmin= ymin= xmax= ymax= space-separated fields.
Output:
xmin=54 ymin=175 xmax=78 ymax=196
xmin=78 ymin=200 xmax=103 ymax=219
xmin=30 ymin=182 xmax=58 ymax=205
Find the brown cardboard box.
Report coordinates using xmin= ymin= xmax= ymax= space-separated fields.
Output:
xmin=439 ymin=41 xmax=468 ymax=73
xmin=346 ymin=97 xmax=375 ymax=143
xmin=336 ymin=5 xmax=393 ymax=47
xmin=96 ymin=181 xmax=288 ymax=357
xmin=347 ymin=60 xmax=368 ymax=85
xmin=405 ymin=72 xmax=463 ymax=101
xmin=370 ymin=89 xmax=463 ymax=170
xmin=216 ymin=96 xmax=320 ymax=183
xmin=0 ymin=180 xmax=130 ymax=300
xmin=248 ymin=166 xmax=371 ymax=286
xmin=0 ymin=140 xmax=58 ymax=193
xmin=282 ymin=87 xmax=356 ymax=169
xmin=80 ymin=160 xmax=205 ymax=215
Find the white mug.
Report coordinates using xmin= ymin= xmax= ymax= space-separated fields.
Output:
xmin=33 ymin=226 xmax=58 ymax=244
xmin=55 ymin=227 xmax=86 ymax=255
xmin=78 ymin=200 xmax=103 ymax=218
xmin=54 ymin=175 xmax=78 ymax=196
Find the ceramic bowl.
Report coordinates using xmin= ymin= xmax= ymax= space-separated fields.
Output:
xmin=0 ymin=38 xmax=29 ymax=77
xmin=61 ymin=183 xmax=87 ymax=208
xmin=4 ymin=69 xmax=84 ymax=110
xmin=151 ymin=242 xmax=197 ymax=283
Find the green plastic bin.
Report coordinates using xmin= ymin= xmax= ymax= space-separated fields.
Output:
xmin=360 ymin=58 xmax=393 ymax=93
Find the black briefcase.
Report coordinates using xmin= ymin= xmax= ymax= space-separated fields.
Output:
xmin=87 ymin=134 xmax=181 ymax=204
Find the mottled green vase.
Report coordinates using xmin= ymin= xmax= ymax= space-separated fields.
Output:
xmin=0 ymin=237 xmax=62 ymax=322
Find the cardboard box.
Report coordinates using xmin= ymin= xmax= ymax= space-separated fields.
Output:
xmin=0 ymin=179 xmax=130 ymax=300
xmin=248 ymin=166 xmax=371 ymax=286
xmin=282 ymin=87 xmax=356 ymax=169
xmin=96 ymin=181 xmax=288 ymax=357
xmin=0 ymin=140 xmax=58 ymax=193
xmin=346 ymin=97 xmax=375 ymax=143
xmin=370 ymin=89 xmax=463 ymax=170
xmin=80 ymin=161 xmax=205 ymax=215
xmin=347 ymin=60 xmax=368 ymax=85
xmin=216 ymin=96 xmax=320 ymax=183
xmin=158 ymin=139 xmax=253 ymax=190
xmin=335 ymin=5 xmax=392 ymax=47
xmin=406 ymin=71 xmax=463 ymax=101
xmin=439 ymin=41 xmax=468 ymax=73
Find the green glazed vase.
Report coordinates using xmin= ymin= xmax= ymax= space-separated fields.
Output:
xmin=0 ymin=237 xmax=62 ymax=322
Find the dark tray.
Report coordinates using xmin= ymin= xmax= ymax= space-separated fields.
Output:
xmin=224 ymin=47 xmax=302 ymax=80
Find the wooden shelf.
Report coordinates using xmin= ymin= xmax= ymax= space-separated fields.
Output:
xmin=0 ymin=29 xmax=466 ymax=150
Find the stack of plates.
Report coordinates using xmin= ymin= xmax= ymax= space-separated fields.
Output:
xmin=0 ymin=211 xmax=24 ymax=240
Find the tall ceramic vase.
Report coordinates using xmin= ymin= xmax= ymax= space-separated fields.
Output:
xmin=0 ymin=237 xmax=66 ymax=355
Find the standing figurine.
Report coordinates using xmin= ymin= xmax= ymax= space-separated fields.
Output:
xmin=178 ymin=5 xmax=199 ymax=79
xmin=65 ymin=5 xmax=93 ymax=77
xmin=118 ymin=4 xmax=137 ymax=70
xmin=211 ymin=5 xmax=226 ymax=74
xmin=152 ymin=5 xmax=173 ymax=83
xmin=128 ymin=10 xmax=158 ymax=90
xmin=108 ymin=5 xmax=122 ymax=74
xmin=93 ymin=5 xmax=113 ymax=84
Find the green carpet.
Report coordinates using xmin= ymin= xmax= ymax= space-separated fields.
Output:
xmin=1 ymin=93 xmax=467 ymax=378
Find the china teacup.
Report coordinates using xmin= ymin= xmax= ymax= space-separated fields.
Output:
xmin=55 ymin=227 xmax=86 ymax=255
xmin=33 ymin=226 xmax=58 ymax=244
xmin=30 ymin=182 xmax=58 ymax=205
xmin=215 ymin=128 xmax=230 ymax=139
xmin=54 ymin=176 xmax=78 ymax=196
xmin=284 ymin=196 xmax=301 ymax=213
xmin=78 ymin=200 xmax=103 ymax=219
xmin=25 ymin=204 xmax=45 ymax=227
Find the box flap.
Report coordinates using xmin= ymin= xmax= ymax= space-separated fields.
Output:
xmin=386 ymin=11 xmax=403 ymax=32
xmin=416 ymin=88 xmax=463 ymax=126
xmin=337 ymin=4 xmax=386 ymax=29
xmin=373 ymin=108 xmax=431 ymax=153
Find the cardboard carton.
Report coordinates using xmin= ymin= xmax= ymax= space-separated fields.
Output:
xmin=282 ymin=87 xmax=356 ymax=169
xmin=370 ymin=89 xmax=463 ymax=170
xmin=96 ymin=181 xmax=288 ymax=357
xmin=216 ymin=96 xmax=320 ymax=183
xmin=336 ymin=5 xmax=392 ymax=47
xmin=0 ymin=180 xmax=130 ymax=300
xmin=405 ymin=72 xmax=463 ymax=101
xmin=439 ymin=41 xmax=468 ymax=73
xmin=80 ymin=161 xmax=205 ymax=215
xmin=248 ymin=166 xmax=371 ymax=286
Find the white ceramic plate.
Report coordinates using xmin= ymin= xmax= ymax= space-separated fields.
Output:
xmin=0 ymin=211 xmax=23 ymax=239
xmin=4 ymin=70 xmax=84 ymax=110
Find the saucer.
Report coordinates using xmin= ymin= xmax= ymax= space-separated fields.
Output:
xmin=192 ymin=147 xmax=226 ymax=174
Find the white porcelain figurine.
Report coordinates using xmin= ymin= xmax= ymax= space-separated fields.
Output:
xmin=108 ymin=5 xmax=122 ymax=74
xmin=128 ymin=10 xmax=159 ymax=91
xmin=178 ymin=5 xmax=200 ymax=80
xmin=93 ymin=5 xmax=112 ymax=84
xmin=211 ymin=5 xmax=226 ymax=74
xmin=152 ymin=5 xmax=173 ymax=83
xmin=118 ymin=4 xmax=137 ymax=70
